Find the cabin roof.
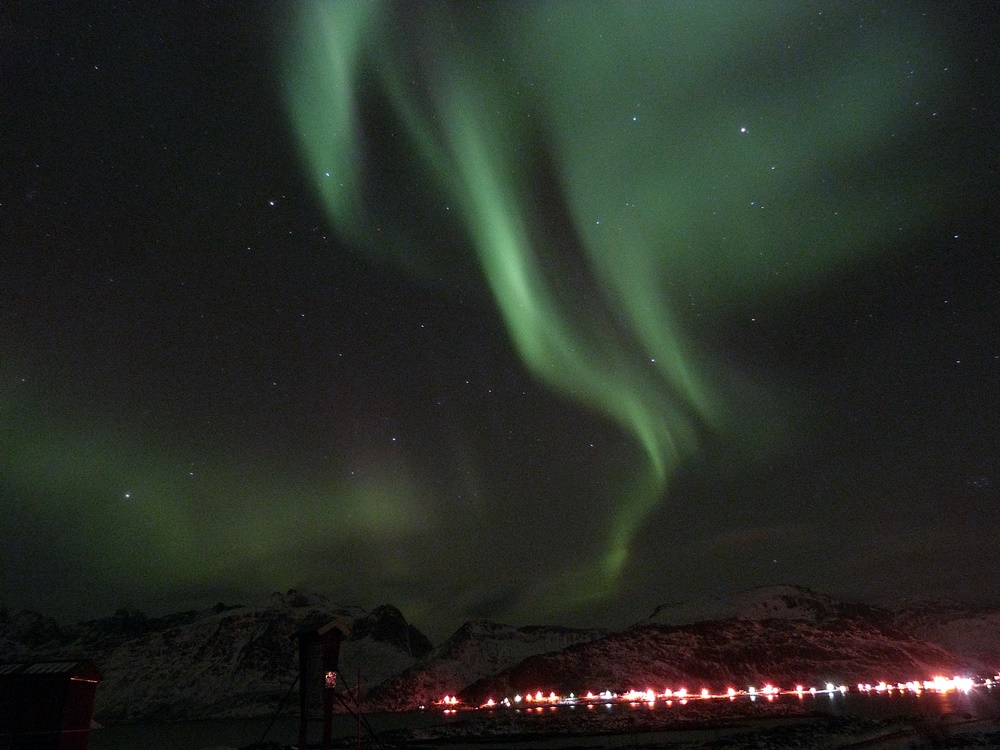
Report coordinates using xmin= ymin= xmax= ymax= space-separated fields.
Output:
xmin=0 ymin=660 xmax=101 ymax=681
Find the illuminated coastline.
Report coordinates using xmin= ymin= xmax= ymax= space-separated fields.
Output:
xmin=432 ymin=673 xmax=1000 ymax=712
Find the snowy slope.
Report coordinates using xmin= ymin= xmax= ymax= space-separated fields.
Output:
xmin=92 ymin=592 xmax=357 ymax=721
xmin=0 ymin=591 xmax=430 ymax=722
xmin=926 ymin=612 xmax=1000 ymax=665
xmin=646 ymin=585 xmax=884 ymax=626
xmin=365 ymin=620 xmax=606 ymax=711
xmin=3 ymin=586 xmax=998 ymax=721
xmin=888 ymin=597 xmax=1000 ymax=666
xmin=460 ymin=616 xmax=982 ymax=705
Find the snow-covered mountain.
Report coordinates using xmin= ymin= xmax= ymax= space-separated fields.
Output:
xmin=887 ymin=596 xmax=1000 ymax=667
xmin=460 ymin=617 xmax=976 ymax=706
xmin=365 ymin=620 xmax=606 ymax=711
xmin=646 ymin=585 xmax=884 ymax=626
xmin=452 ymin=587 xmax=997 ymax=706
xmin=2 ymin=585 xmax=997 ymax=722
xmin=0 ymin=590 xmax=430 ymax=722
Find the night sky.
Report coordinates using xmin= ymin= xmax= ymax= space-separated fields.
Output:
xmin=2 ymin=1 xmax=998 ymax=641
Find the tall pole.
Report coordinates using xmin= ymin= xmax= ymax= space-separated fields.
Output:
xmin=298 ymin=635 xmax=309 ymax=750
xmin=321 ymin=636 xmax=338 ymax=750
xmin=322 ymin=684 xmax=333 ymax=750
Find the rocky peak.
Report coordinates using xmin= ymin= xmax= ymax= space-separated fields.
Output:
xmin=647 ymin=585 xmax=885 ymax=626
xmin=350 ymin=604 xmax=432 ymax=658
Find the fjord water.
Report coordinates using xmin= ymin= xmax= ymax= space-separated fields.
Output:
xmin=89 ymin=688 xmax=1000 ymax=750
xmin=89 ymin=712 xmax=464 ymax=750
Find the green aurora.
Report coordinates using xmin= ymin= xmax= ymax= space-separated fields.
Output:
xmin=283 ymin=1 xmax=947 ymax=617
xmin=3 ymin=1 xmax=987 ymax=633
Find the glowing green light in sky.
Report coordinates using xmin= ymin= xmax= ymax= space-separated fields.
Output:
xmin=284 ymin=1 xmax=943 ymax=616
xmin=1 ymin=388 xmax=428 ymax=599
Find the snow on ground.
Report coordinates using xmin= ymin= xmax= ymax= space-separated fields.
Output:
xmin=646 ymin=585 xmax=878 ymax=627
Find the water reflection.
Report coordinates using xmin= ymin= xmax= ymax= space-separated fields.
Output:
xmin=89 ymin=686 xmax=1000 ymax=750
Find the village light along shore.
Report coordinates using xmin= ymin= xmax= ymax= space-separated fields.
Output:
xmin=434 ymin=673 xmax=998 ymax=712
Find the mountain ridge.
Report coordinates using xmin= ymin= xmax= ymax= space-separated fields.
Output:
xmin=2 ymin=585 xmax=997 ymax=721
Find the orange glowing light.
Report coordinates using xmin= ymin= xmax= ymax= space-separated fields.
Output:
xmin=483 ymin=672 xmax=988 ymax=713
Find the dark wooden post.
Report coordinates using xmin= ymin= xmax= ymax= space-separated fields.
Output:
xmin=297 ymin=636 xmax=310 ymax=750
xmin=295 ymin=621 xmax=344 ymax=750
